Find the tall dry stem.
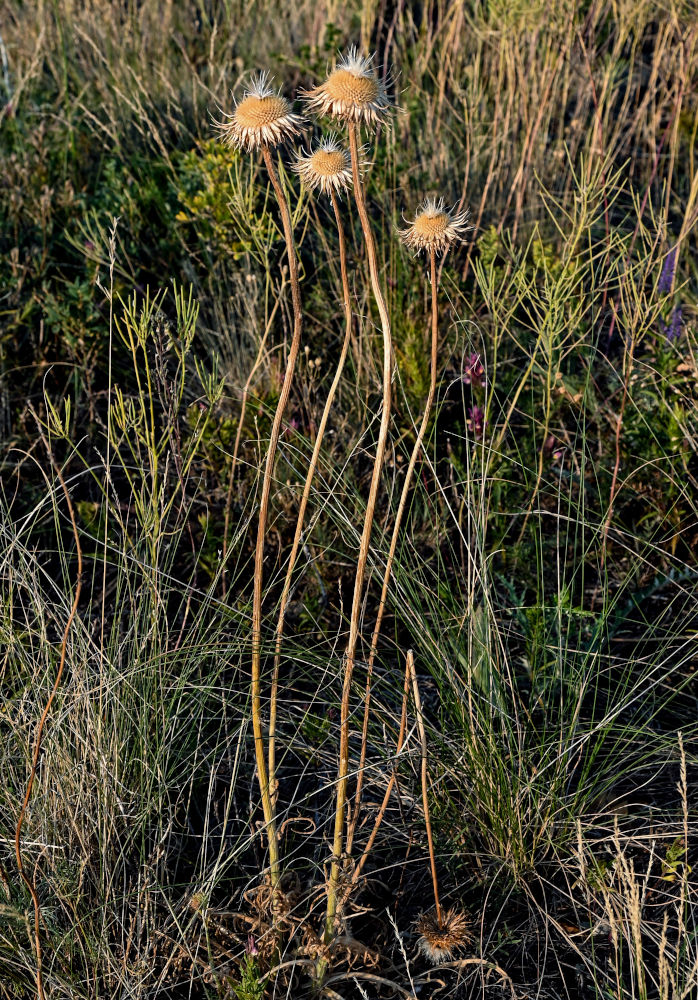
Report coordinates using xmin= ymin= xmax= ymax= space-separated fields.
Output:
xmin=408 ymin=649 xmax=443 ymax=927
xmin=222 ymin=277 xmax=286 ymax=596
xmin=347 ymin=243 xmax=441 ymax=858
xmin=268 ymin=188 xmax=353 ymax=802
xmin=250 ymin=144 xmax=303 ymax=898
xmin=323 ymin=120 xmax=393 ymax=945
xmin=346 ymin=650 xmax=411 ymax=897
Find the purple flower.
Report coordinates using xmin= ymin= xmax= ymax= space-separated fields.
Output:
xmin=284 ymin=416 xmax=300 ymax=437
xmin=664 ymin=305 xmax=683 ymax=343
xmin=246 ymin=934 xmax=258 ymax=956
xmin=462 ymin=353 xmax=485 ymax=388
xmin=658 ymin=246 xmax=677 ymax=294
xmin=467 ymin=405 xmax=485 ymax=439
xmin=545 ymin=436 xmax=565 ymax=463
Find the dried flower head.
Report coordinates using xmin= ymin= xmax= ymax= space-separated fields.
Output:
xmin=294 ymin=134 xmax=353 ymax=196
xmin=400 ymin=198 xmax=470 ymax=256
xmin=306 ymin=47 xmax=391 ymax=126
xmin=415 ymin=907 xmax=471 ymax=964
xmin=216 ymin=72 xmax=303 ymax=153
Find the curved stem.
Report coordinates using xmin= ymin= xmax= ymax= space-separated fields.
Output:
xmin=409 ymin=650 xmax=442 ymax=927
xmin=324 ymin=121 xmax=393 ymax=945
xmin=346 ymin=650 xmax=411 ymax=897
xmin=346 ymin=244 xmax=441 ymax=859
xmin=222 ymin=277 xmax=285 ymax=596
xmin=268 ymin=188 xmax=353 ymax=802
xmin=15 ymin=433 xmax=83 ymax=1000
xmin=250 ymin=144 xmax=303 ymax=897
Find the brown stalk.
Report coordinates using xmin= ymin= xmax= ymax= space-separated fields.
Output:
xmin=15 ymin=431 xmax=82 ymax=1000
xmin=250 ymin=144 xmax=303 ymax=897
xmin=222 ymin=276 xmax=286 ymax=596
xmin=267 ymin=187 xmax=353 ymax=803
xmin=346 ymin=244 xmax=440 ymax=859
xmin=408 ymin=649 xmax=443 ymax=927
xmin=346 ymin=649 xmax=411 ymax=896
xmin=323 ymin=120 xmax=393 ymax=944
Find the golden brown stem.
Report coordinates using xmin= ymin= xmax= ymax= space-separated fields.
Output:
xmin=346 ymin=650 xmax=411 ymax=896
xmin=250 ymin=144 xmax=304 ymax=895
xmin=408 ymin=650 xmax=443 ymax=927
xmin=324 ymin=122 xmax=393 ymax=944
xmin=268 ymin=188 xmax=353 ymax=802
xmin=347 ymin=244 xmax=441 ymax=859
xmin=15 ymin=432 xmax=83 ymax=1000
xmin=222 ymin=280 xmax=285 ymax=596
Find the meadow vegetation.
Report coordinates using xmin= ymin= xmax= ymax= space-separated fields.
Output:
xmin=0 ymin=1 xmax=697 ymax=998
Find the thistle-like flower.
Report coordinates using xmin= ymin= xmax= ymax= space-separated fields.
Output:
xmin=415 ymin=907 xmax=471 ymax=964
xmin=294 ymin=134 xmax=353 ymax=196
xmin=305 ymin=47 xmax=391 ymax=126
xmin=399 ymin=198 xmax=471 ymax=256
xmin=216 ymin=72 xmax=303 ymax=153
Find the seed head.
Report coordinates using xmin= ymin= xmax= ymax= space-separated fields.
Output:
xmin=294 ymin=134 xmax=353 ymax=196
xmin=414 ymin=907 xmax=471 ymax=964
xmin=215 ymin=72 xmax=303 ymax=153
xmin=305 ymin=47 xmax=391 ymax=127
xmin=400 ymin=198 xmax=471 ymax=256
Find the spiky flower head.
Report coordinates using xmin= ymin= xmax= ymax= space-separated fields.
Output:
xmin=414 ymin=907 xmax=471 ymax=965
xmin=400 ymin=198 xmax=471 ymax=256
xmin=305 ymin=47 xmax=391 ymax=126
xmin=294 ymin=134 xmax=353 ymax=196
xmin=215 ymin=72 xmax=303 ymax=153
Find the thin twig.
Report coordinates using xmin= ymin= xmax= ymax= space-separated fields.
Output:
xmin=414 ymin=958 xmax=515 ymax=994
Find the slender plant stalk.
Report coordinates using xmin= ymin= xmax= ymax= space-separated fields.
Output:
xmin=346 ymin=244 xmax=441 ymax=860
xmin=323 ymin=121 xmax=393 ymax=945
xmin=408 ymin=649 xmax=443 ymax=927
xmin=250 ymin=144 xmax=303 ymax=898
xmin=268 ymin=188 xmax=353 ymax=799
xmin=222 ymin=277 xmax=285 ymax=596
xmin=345 ymin=650 xmax=411 ymax=898
xmin=15 ymin=431 xmax=83 ymax=1000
